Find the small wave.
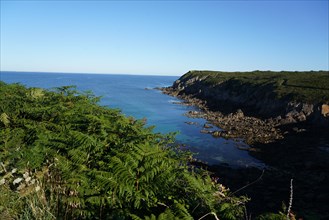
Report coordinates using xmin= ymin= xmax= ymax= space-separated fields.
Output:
xmin=168 ymin=99 xmax=181 ymax=103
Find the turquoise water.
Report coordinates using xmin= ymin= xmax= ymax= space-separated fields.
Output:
xmin=1 ymin=71 xmax=264 ymax=167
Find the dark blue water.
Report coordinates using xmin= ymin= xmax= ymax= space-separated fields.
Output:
xmin=0 ymin=71 xmax=264 ymax=167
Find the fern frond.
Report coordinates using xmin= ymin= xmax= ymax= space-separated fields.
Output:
xmin=0 ymin=112 xmax=10 ymax=126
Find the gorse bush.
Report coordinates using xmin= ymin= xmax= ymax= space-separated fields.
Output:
xmin=0 ymin=82 xmax=248 ymax=219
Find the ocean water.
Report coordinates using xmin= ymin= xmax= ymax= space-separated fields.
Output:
xmin=0 ymin=71 xmax=264 ymax=167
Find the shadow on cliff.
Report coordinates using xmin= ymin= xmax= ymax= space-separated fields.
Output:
xmin=184 ymin=80 xmax=291 ymax=119
xmin=173 ymin=72 xmax=329 ymax=218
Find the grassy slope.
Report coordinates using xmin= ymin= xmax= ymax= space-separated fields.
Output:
xmin=181 ymin=70 xmax=329 ymax=103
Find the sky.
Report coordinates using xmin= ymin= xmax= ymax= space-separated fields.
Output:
xmin=0 ymin=0 xmax=328 ymax=76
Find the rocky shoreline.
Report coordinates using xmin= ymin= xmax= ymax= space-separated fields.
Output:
xmin=160 ymin=86 xmax=284 ymax=145
xmin=158 ymin=71 xmax=329 ymax=146
xmin=157 ymin=71 xmax=329 ymax=218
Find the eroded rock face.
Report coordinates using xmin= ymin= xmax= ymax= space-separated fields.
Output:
xmin=167 ymin=74 xmax=329 ymax=128
xmin=282 ymin=102 xmax=313 ymax=124
xmin=159 ymin=73 xmax=329 ymax=144
xmin=302 ymin=103 xmax=314 ymax=116
xmin=321 ymin=104 xmax=329 ymax=117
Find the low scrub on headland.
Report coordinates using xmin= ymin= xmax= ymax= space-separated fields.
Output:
xmin=182 ymin=70 xmax=329 ymax=103
xmin=0 ymin=81 xmax=269 ymax=219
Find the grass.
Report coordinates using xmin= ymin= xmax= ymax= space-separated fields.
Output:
xmin=181 ymin=70 xmax=329 ymax=103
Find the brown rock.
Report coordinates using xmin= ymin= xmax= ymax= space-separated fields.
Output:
xmin=235 ymin=109 xmax=244 ymax=118
xmin=296 ymin=112 xmax=307 ymax=122
xmin=212 ymin=131 xmax=221 ymax=137
xmin=321 ymin=104 xmax=329 ymax=117
xmin=200 ymin=129 xmax=211 ymax=134
xmin=203 ymin=123 xmax=213 ymax=128
xmin=280 ymin=116 xmax=296 ymax=125
xmin=302 ymin=103 xmax=314 ymax=116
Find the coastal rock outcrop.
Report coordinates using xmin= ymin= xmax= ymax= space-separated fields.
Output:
xmin=321 ymin=104 xmax=329 ymax=117
xmin=161 ymin=70 xmax=329 ymax=144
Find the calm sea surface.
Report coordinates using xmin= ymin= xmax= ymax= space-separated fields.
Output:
xmin=1 ymin=71 xmax=264 ymax=167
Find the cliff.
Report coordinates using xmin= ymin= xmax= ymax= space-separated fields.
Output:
xmin=167 ymin=70 xmax=329 ymax=128
xmin=161 ymin=71 xmax=329 ymax=218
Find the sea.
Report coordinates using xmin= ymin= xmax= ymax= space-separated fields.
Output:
xmin=0 ymin=71 xmax=264 ymax=168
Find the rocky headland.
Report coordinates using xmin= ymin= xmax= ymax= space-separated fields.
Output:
xmin=160 ymin=70 xmax=329 ymax=218
xmin=160 ymin=70 xmax=329 ymax=145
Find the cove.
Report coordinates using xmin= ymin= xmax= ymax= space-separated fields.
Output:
xmin=1 ymin=71 xmax=264 ymax=168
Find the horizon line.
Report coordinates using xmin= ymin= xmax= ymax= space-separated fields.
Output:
xmin=1 ymin=69 xmax=328 ymax=77
xmin=0 ymin=70 xmax=182 ymax=77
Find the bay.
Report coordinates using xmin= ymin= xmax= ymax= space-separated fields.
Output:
xmin=0 ymin=71 xmax=264 ymax=168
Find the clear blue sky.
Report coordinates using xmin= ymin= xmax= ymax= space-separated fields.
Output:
xmin=1 ymin=0 xmax=328 ymax=76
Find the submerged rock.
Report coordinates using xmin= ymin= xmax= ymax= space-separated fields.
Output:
xmin=203 ymin=123 xmax=213 ymax=128
xmin=185 ymin=121 xmax=198 ymax=125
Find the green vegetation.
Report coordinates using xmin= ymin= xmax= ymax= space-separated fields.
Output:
xmin=0 ymin=82 xmax=250 ymax=219
xmin=182 ymin=70 xmax=329 ymax=102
